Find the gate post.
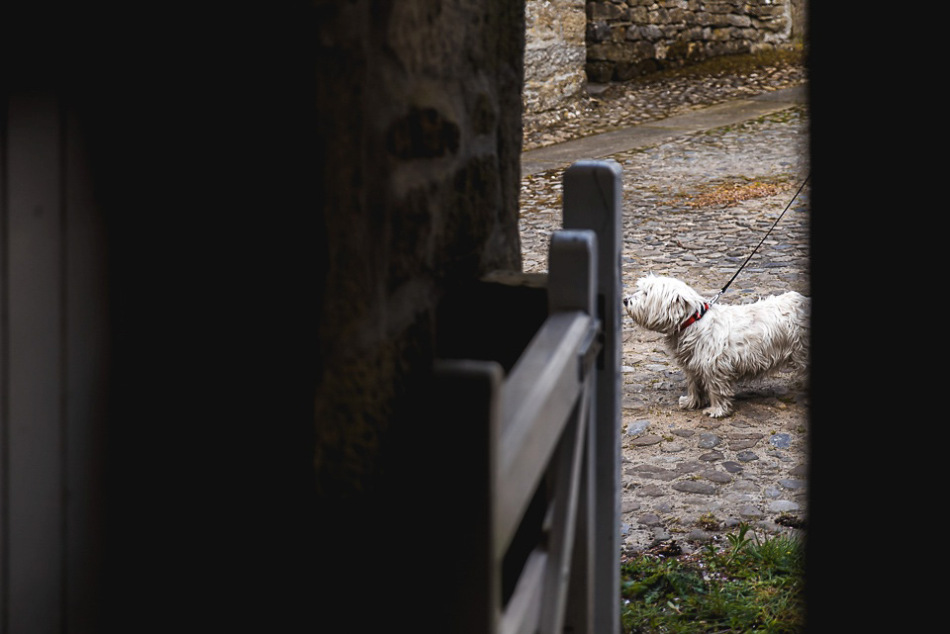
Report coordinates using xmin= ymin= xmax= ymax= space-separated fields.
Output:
xmin=546 ymin=229 xmax=597 ymax=634
xmin=429 ymin=359 xmax=503 ymax=634
xmin=562 ymin=160 xmax=622 ymax=634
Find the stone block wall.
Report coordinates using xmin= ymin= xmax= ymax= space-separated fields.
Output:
xmin=523 ymin=0 xmax=805 ymax=114
xmin=524 ymin=0 xmax=588 ymax=113
xmin=313 ymin=0 xmax=525 ymax=499
xmin=586 ymin=0 xmax=805 ymax=83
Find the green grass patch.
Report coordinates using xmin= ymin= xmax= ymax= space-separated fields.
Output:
xmin=621 ymin=523 xmax=805 ymax=633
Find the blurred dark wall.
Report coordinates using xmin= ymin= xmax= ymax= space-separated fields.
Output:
xmin=3 ymin=1 xmax=523 ymax=631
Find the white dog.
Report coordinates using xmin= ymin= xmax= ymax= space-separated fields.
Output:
xmin=623 ymin=275 xmax=809 ymax=418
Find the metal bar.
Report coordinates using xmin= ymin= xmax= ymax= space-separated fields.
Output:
xmin=3 ymin=93 xmax=66 ymax=634
xmin=432 ymin=359 xmax=504 ymax=634
xmin=439 ymin=218 xmax=605 ymax=632
xmin=563 ymin=160 xmax=623 ymax=634
xmin=550 ymin=225 xmax=597 ymax=634
xmin=539 ymin=383 xmax=592 ymax=634
xmin=562 ymin=381 xmax=596 ymax=634
xmin=497 ymin=311 xmax=592 ymax=553
xmin=499 ymin=549 xmax=547 ymax=634
xmin=497 ymin=228 xmax=595 ymax=546
xmin=547 ymin=230 xmax=596 ymax=316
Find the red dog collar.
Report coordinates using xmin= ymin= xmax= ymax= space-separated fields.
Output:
xmin=680 ymin=303 xmax=710 ymax=331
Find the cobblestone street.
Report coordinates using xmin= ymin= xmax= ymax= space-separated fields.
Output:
xmin=518 ymin=66 xmax=810 ymax=555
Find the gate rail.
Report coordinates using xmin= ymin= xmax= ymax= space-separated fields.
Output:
xmin=433 ymin=161 xmax=622 ymax=633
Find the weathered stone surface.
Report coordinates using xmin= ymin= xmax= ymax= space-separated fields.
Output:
xmin=626 ymin=419 xmax=651 ymax=436
xmin=524 ymin=0 xmax=804 ymax=113
xmin=386 ymin=107 xmax=460 ymax=159
xmin=672 ymin=480 xmax=717 ymax=495
xmin=631 ymin=434 xmax=665 ymax=446
xmin=314 ymin=0 xmax=525 ymax=497
xmin=702 ymin=470 xmax=733 ymax=484
xmin=583 ymin=0 xmax=805 ymax=81
xmin=525 ymin=0 xmax=587 ymax=114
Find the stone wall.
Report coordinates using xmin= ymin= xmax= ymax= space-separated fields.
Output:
xmin=313 ymin=0 xmax=525 ymax=499
xmin=523 ymin=0 xmax=806 ymax=114
xmin=524 ymin=0 xmax=587 ymax=113
xmin=311 ymin=3 xmax=526 ymax=626
xmin=586 ymin=0 xmax=805 ymax=83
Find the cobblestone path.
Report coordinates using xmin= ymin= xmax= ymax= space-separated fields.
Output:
xmin=519 ymin=99 xmax=810 ymax=555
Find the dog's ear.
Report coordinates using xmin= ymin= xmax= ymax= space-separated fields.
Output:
xmin=676 ymin=295 xmax=694 ymax=318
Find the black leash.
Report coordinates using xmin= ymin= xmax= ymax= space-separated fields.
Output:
xmin=709 ymin=173 xmax=810 ymax=305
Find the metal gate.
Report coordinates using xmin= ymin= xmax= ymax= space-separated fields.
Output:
xmin=432 ymin=161 xmax=622 ymax=633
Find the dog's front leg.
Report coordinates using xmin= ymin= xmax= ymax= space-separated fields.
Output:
xmin=678 ymin=373 xmax=707 ymax=410
xmin=703 ymin=379 xmax=734 ymax=418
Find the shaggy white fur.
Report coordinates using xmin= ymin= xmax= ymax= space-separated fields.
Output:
xmin=623 ymin=274 xmax=809 ymax=418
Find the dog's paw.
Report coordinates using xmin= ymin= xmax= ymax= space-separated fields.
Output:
xmin=703 ymin=405 xmax=731 ymax=418
xmin=678 ymin=395 xmax=704 ymax=410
